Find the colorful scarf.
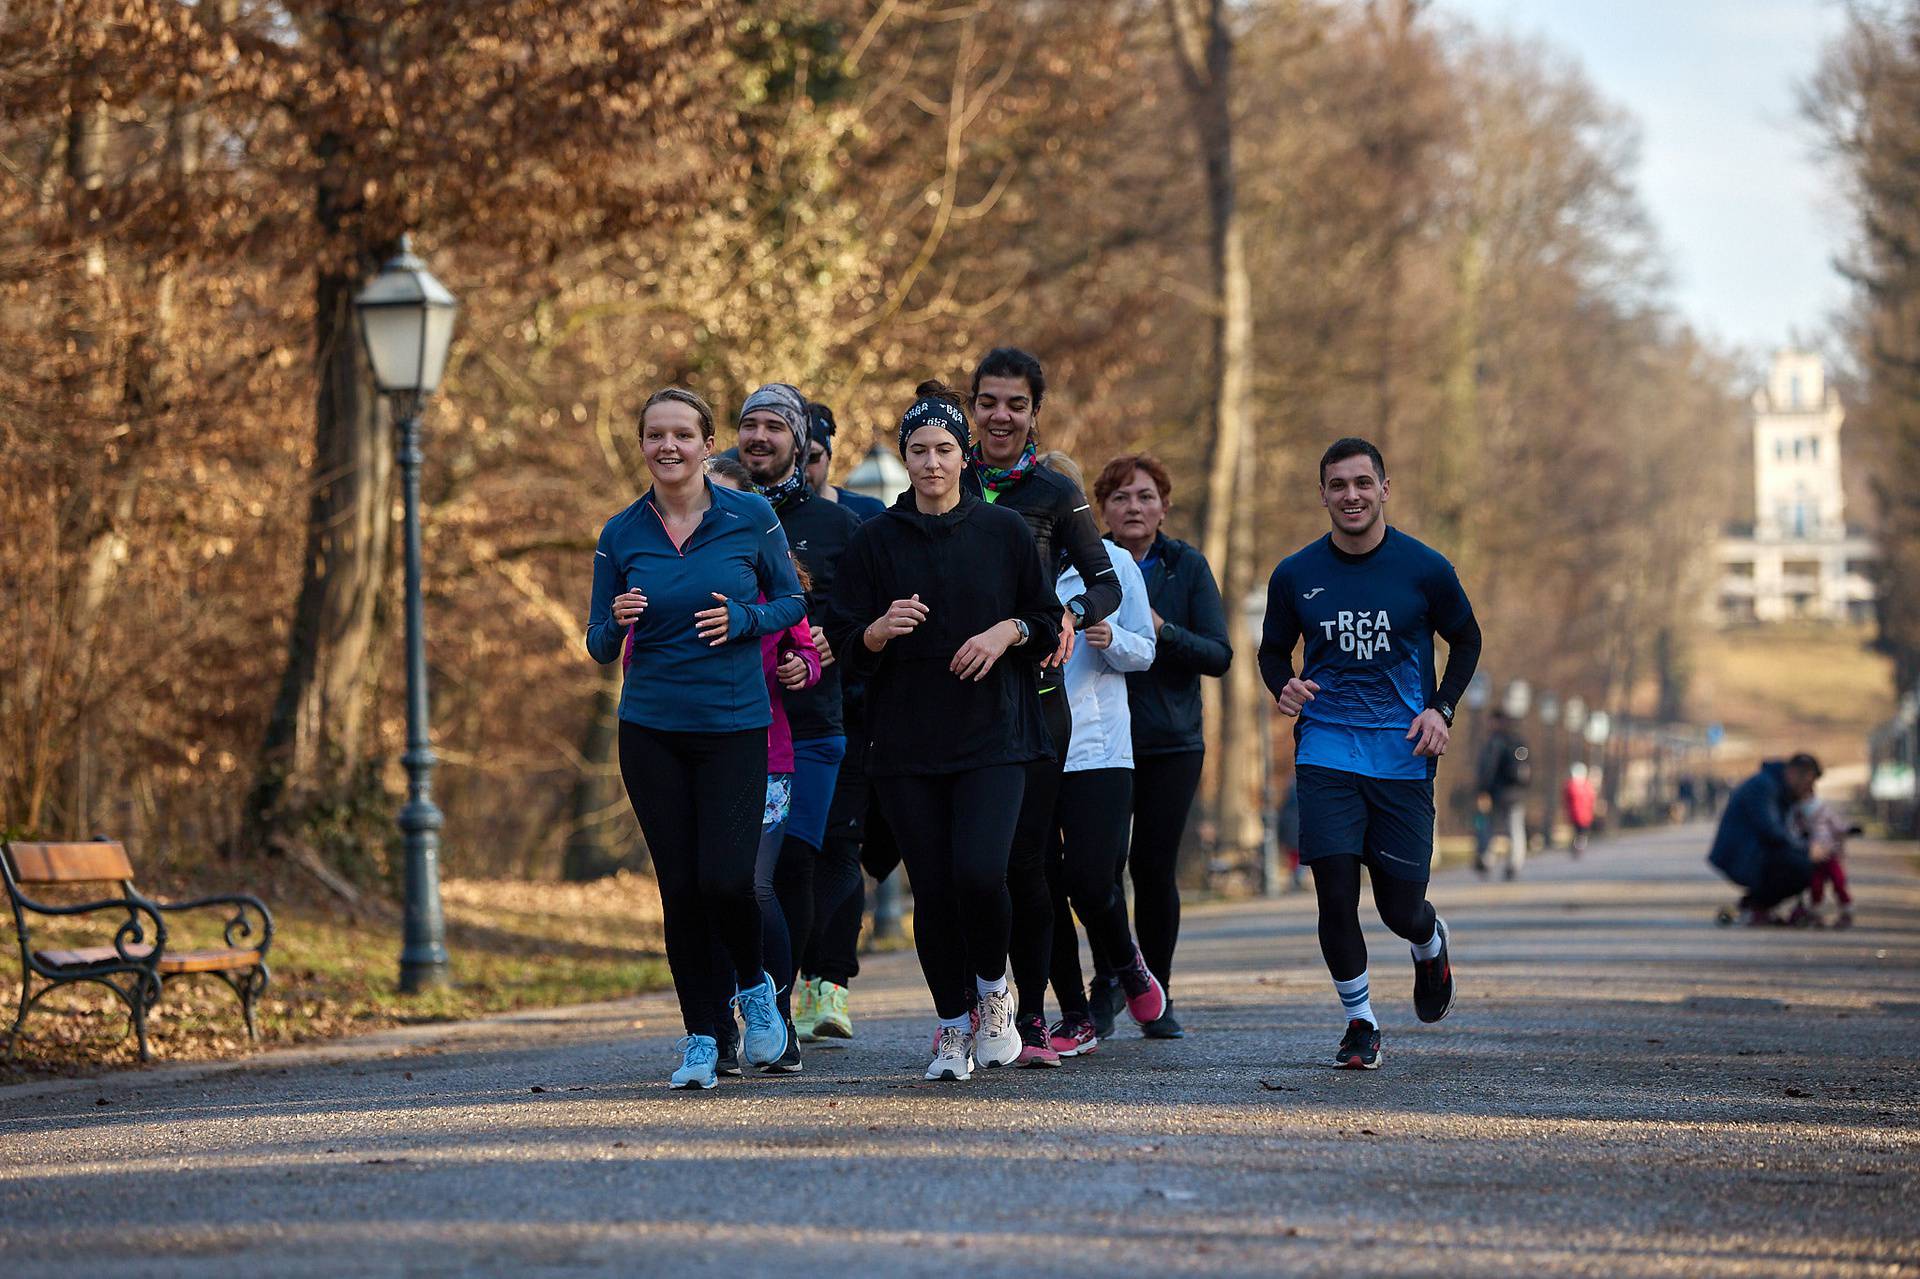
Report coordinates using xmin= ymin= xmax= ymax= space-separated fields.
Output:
xmin=758 ymin=467 xmax=808 ymax=511
xmin=971 ymin=436 xmax=1038 ymax=495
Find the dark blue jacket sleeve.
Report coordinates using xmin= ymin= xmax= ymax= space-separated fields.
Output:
xmin=729 ymin=516 xmax=807 ymax=640
xmin=1426 ymin=559 xmax=1482 ymax=708
xmin=1155 ymin=551 xmax=1232 ymax=677
xmin=585 ymin=524 xmax=626 ymax=665
xmin=1257 ymin=565 xmax=1301 ymax=701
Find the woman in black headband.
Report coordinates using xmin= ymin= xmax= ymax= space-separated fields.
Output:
xmin=826 ymin=380 xmax=1063 ymax=1081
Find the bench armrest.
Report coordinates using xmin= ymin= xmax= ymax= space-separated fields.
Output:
xmin=145 ymin=892 xmax=274 ymax=957
xmin=10 ymin=889 xmax=168 ymax=968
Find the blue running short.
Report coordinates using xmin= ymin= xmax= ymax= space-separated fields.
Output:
xmin=1295 ymin=763 xmax=1435 ymax=883
xmin=786 ymin=735 xmax=847 ymax=850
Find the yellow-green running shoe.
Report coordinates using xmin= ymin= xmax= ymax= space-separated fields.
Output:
xmin=794 ymin=976 xmax=822 ymax=1042
xmin=813 ymin=979 xmax=853 ymax=1041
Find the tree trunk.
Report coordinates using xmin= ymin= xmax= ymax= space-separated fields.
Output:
xmin=562 ymin=664 xmax=630 ymax=881
xmin=248 ymin=136 xmax=391 ymax=842
xmin=1168 ymin=0 xmax=1262 ymax=873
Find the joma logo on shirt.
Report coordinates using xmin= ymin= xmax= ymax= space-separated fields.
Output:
xmin=1320 ymin=610 xmax=1393 ymax=659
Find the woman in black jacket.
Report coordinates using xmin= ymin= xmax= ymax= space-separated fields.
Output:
xmin=1089 ymin=453 xmax=1232 ymax=1040
xmin=828 ymin=381 xmax=1062 ymax=1082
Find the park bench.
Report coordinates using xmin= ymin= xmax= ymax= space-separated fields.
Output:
xmin=2 ymin=839 xmax=273 ymax=1062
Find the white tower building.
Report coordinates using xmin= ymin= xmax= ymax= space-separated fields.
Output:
xmin=1718 ymin=351 xmax=1876 ymax=623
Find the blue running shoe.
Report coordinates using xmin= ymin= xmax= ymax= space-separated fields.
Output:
xmin=734 ymin=974 xmax=789 ymax=1067
xmin=671 ymin=1034 xmax=718 ymax=1090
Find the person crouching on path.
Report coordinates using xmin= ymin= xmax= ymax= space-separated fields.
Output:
xmin=1258 ymin=436 xmax=1483 ymax=1072
xmin=585 ymin=388 xmax=808 ymax=1091
xmin=826 ymin=380 xmax=1063 ymax=1081
xmin=1709 ymin=754 xmax=1825 ymax=926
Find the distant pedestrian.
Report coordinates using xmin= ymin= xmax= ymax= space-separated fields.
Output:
xmin=1708 ymin=754 xmax=1826 ymax=926
xmin=1562 ymin=762 xmax=1597 ymax=855
xmin=1091 ymin=452 xmax=1233 ymax=1039
xmin=586 ymin=388 xmax=806 ymax=1090
xmin=826 ymin=380 xmax=1062 ymax=1081
xmin=1259 ymin=436 xmax=1482 ymax=1071
xmin=1475 ymin=710 xmax=1531 ymax=879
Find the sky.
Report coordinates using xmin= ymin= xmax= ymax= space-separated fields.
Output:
xmin=1437 ymin=0 xmax=1853 ymax=357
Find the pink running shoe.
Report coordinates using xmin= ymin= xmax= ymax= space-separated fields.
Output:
xmin=1015 ymin=1014 xmax=1060 ymax=1068
xmin=1118 ymin=945 xmax=1169 ymax=1025
xmin=1048 ymin=1014 xmax=1099 ymax=1058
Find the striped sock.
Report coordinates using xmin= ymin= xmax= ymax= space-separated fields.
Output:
xmin=1334 ymin=972 xmax=1376 ymax=1027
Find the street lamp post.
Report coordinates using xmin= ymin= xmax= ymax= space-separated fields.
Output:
xmin=354 ymin=236 xmax=458 ymax=994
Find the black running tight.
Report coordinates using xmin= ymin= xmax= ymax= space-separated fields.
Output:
xmin=1310 ymin=854 xmax=1436 ymax=983
xmin=876 ymin=764 xmax=1025 ymax=1021
xmin=1007 ymin=688 xmax=1071 ymax=1021
xmin=617 ymin=721 xmax=767 ymax=1039
xmin=1049 ymin=767 xmax=1138 ymax=1016
xmin=1120 ymin=749 xmax=1204 ymax=990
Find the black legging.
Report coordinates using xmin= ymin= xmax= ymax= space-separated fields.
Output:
xmin=1310 ymin=853 xmax=1436 ymax=983
xmin=1007 ymin=687 xmax=1071 ymax=1021
xmin=876 ymin=765 xmax=1025 ymax=1021
xmin=804 ymin=731 xmax=877 ymax=987
xmin=617 ymin=721 xmax=767 ymax=1039
xmin=1119 ymin=749 xmax=1204 ymax=990
xmin=1049 ymin=767 xmax=1138 ymax=1017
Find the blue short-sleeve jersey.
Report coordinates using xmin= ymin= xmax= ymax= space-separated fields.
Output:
xmin=585 ymin=480 xmax=807 ymax=733
xmin=1259 ymin=528 xmax=1476 ymax=780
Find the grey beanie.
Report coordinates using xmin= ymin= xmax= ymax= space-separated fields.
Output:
xmin=739 ymin=382 xmax=810 ymax=459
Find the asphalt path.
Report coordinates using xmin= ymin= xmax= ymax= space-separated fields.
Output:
xmin=1 ymin=824 xmax=1916 ymax=1277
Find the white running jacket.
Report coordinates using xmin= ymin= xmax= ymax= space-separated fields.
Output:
xmin=1057 ymin=541 xmax=1157 ymax=773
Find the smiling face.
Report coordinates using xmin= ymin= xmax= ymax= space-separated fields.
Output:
xmin=641 ymin=399 xmax=713 ymax=485
xmin=1102 ymin=467 xmax=1168 ymax=550
xmin=970 ymin=374 xmax=1036 ymax=469
xmin=805 ymin=440 xmax=830 ymax=492
xmin=1320 ymin=453 xmax=1388 ymax=538
xmin=903 ymin=426 xmax=963 ymax=503
xmin=737 ymin=409 xmax=797 ymax=486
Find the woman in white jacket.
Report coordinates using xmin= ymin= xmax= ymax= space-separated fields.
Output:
xmin=1038 ymin=453 xmax=1168 ymax=1058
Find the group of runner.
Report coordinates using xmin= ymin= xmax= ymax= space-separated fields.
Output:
xmin=586 ymin=346 xmax=1482 ymax=1085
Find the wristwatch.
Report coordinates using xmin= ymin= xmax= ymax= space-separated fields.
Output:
xmin=1066 ymin=598 xmax=1088 ymax=627
xmin=1434 ymin=701 xmax=1456 ymax=728
xmin=1012 ymin=618 xmax=1031 ymax=645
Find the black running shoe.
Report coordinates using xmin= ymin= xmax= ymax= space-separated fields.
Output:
xmin=1335 ymin=1018 xmax=1381 ymax=1069
xmin=762 ymin=1020 xmax=803 ymax=1074
xmin=1412 ymin=917 xmax=1455 ymax=1024
xmin=1141 ymin=1002 xmax=1186 ymax=1039
xmin=715 ymin=1030 xmax=742 ymax=1078
xmin=1089 ymin=973 xmax=1123 ymax=1041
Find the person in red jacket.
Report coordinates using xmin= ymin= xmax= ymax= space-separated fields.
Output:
xmin=1562 ymin=762 xmax=1597 ymax=855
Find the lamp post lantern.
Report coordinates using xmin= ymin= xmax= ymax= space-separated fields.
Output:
xmin=355 ymin=236 xmax=458 ymax=994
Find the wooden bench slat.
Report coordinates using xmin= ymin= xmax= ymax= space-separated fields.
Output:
xmin=33 ymin=945 xmax=263 ymax=974
xmin=6 ymin=841 xmax=136 ymax=884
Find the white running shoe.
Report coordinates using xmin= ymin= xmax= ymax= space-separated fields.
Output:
xmin=926 ymin=1024 xmax=974 ymax=1081
xmin=973 ymin=987 xmax=1020 ymax=1068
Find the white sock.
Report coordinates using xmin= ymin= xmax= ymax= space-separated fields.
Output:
xmin=975 ymin=974 xmax=1008 ymax=1000
xmin=937 ymin=1012 xmax=972 ymax=1033
xmin=1335 ymin=972 xmax=1376 ymax=1027
xmin=1411 ymin=917 xmax=1445 ymax=962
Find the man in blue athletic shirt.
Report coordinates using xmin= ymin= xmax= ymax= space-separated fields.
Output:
xmin=1258 ymin=437 xmax=1482 ymax=1070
